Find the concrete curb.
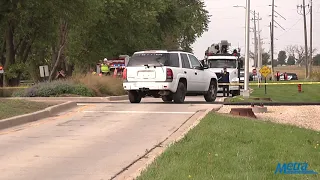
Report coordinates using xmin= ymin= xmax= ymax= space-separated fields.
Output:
xmin=223 ymin=102 xmax=320 ymax=106
xmin=2 ymin=95 xmax=128 ymax=103
xmin=0 ymin=101 xmax=77 ymax=130
xmin=107 ymin=95 xmax=128 ymax=101
xmin=116 ymin=105 xmax=221 ymax=180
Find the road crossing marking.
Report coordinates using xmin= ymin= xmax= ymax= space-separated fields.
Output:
xmin=82 ymin=110 xmax=195 ymax=114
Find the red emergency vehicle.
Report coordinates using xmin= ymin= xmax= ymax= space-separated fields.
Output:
xmin=107 ymin=55 xmax=129 ymax=77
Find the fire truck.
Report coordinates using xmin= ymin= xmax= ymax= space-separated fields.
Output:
xmin=203 ymin=40 xmax=243 ymax=97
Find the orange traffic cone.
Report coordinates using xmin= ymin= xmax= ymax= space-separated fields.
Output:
xmin=113 ymin=68 xmax=118 ymax=78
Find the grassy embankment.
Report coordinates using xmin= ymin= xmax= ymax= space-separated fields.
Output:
xmin=226 ymin=66 xmax=320 ymax=103
xmin=226 ymin=84 xmax=320 ymax=103
xmin=137 ymin=113 xmax=320 ymax=180
xmin=0 ymin=99 xmax=56 ymax=120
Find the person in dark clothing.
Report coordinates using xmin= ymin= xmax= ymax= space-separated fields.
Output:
xmin=284 ymin=72 xmax=288 ymax=80
xmin=221 ymin=67 xmax=230 ymax=97
xmin=276 ymin=71 xmax=280 ymax=81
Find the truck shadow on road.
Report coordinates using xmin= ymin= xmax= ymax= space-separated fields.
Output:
xmin=77 ymin=101 xmax=225 ymax=104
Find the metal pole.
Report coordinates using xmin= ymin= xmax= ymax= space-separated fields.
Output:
xmin=243 ymin=0 xmax=250 ymax=98
xmin=271 ymin=0 xmax=275 ymax=81
xmin=302 ymin=0 xmax=309 ymax=79
xmin=253 ymin=11 xmax=258 ymax=68
xmin=270 ymin=22 xmax=273 ymax=66
xmin=257 ymin=13 xmax=262 ymax=68
xmin=309 ymin=0 xmax=313 ymax=78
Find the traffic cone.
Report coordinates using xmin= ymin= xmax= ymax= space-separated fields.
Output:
xmin=113 ymin=68 xmax=118 ymax=78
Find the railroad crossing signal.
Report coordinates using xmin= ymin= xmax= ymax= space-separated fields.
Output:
xmin=259 ymin=66 xmax=271 ymax=78
xmin=259 ymin=65 xmax=271 ymax=95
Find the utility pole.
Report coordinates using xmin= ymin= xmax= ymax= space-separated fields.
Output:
xmin=269 ymin=0 xmax=285 ymax=80
xmin=297 ymin=1 xmax=309 ymax=79
xmin=270 ymin=22 xmax=273 ymax=68
xmin=252 ymin=12 xmax=262 ymax=69
xmin=252 ymin=11 xmax=258 ymax=68
xmin=243 ymin=0 xmax=251 ymax=98
xmin=257 ymin=12 xmax=262 ymax=68
xmin=309 ymin=0 xmax=313 ymax=78
xmin=271 ymin=0 xmax=275 ymax=81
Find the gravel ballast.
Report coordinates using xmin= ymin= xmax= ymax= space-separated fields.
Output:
xmin=217 ymin=105 xmax=320 ymax=131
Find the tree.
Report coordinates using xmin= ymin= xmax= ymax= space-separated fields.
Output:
xmin=262 ymin=52 xmax=270 ymax=65
xmin=284 ymin=44 xmax=318 ymax=78
xmin=285 ymin=45 xmax=317 ymax=66
xmin=0 ymin=0 xmax=99 ymax=84
xmin=267 ymin=59 xmax=278 ymax=66
xmin=313 ymin=54 xmax=320 ymax=66
xmin=285 ymin=45 xmax=296 ymax=57
xmin=0 ymin=0 xmax=210 ymax=86
xmin=287 ymin=56 xmax=296 ymax=65
xmin=250 ymin=49 xmax=270 ymax=66
xmin=277 ymin=51 xmax=287 ymax=65
xmin=293 ymin=45 xmax=305 ymax=65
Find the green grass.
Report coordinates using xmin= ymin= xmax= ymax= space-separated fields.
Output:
xmin=225 ymin=84 xmax=320 ymax=102
xmin=0 ymin=99 xmax=55 ymax=120
xmin=137 ymin=113 xmax=320 ymax=180
xmin=251 ymin=84 xmax=320 ymax=102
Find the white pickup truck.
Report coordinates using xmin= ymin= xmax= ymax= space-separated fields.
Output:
xmin=122 ymin=50 xmax=218 ymax=103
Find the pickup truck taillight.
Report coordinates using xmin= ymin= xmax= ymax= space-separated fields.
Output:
xmin=122 ymin=68 xmax=127 ymax=80
xmin=166 ymin=68 xmax=173 ymax=82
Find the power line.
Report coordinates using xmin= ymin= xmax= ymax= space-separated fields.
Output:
xmin=276 ymin=18 xmax=302 ymax=38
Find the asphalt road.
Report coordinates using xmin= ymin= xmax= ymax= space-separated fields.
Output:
xmin=0 ymin=96 xmax=223 ymax=180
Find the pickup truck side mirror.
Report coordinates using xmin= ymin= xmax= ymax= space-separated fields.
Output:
xmin=195 ymin=66 xmax=205 ymax=70
xmin=203 ymin=64 xmax=209 ymax=69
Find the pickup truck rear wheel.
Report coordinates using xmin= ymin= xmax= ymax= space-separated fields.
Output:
xmin=172 ymin=82 xmax=186 ymax=103
xmin=128 ymin=90 xmax=142 ymax=103
xmin=204 ymin=81 xmax=217 ymax=102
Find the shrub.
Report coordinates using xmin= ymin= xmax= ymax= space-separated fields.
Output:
xmin=12 ymin=74 xmax=126 ymax=97
xmin=0 ymin=88 xmax=24 ymax=97
xmin=311 ymin=71 xmax=320 ymax=81
xmin=71 ymin=74 xmax=126 ymax=96
xmin=12 ymin=80 xmax=94 ymax=97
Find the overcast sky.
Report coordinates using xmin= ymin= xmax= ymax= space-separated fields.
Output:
xmin=192 ymin=0 xmax=320 ymax=60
